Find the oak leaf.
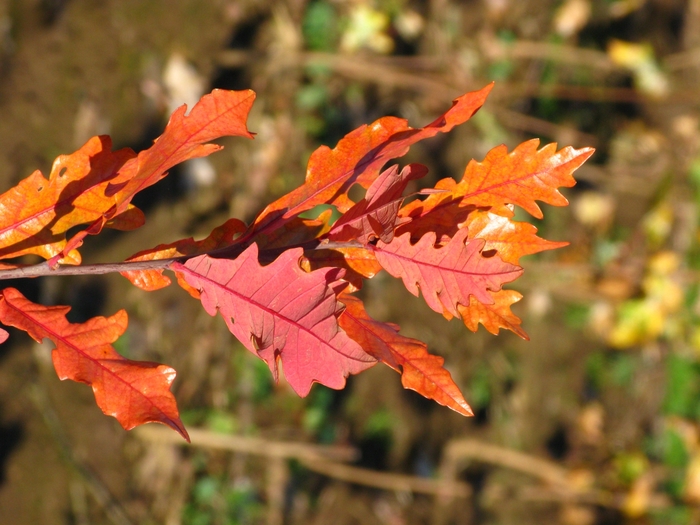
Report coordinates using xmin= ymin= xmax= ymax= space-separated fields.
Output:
xmin=58 ymin=89 xmax=256 ymax=262
xmin=338 ymin=293 xmax=472 ymax=416
xmin=0 ymin=287 xmax=188 ymax=440
xmin=373 ymin=228 xmax=522 ymax=319
xmin=0 ymin=135 xmax=136 ymax=264
xmin=328 ymin=164 xmax=427 ymax=244
xmin=250 ymin=83 xmax=493 ymax=235
xmin=456 ymin=139 xmax=594 ymax=219
xmin=171 ymin=244 xmax=376 ymax=396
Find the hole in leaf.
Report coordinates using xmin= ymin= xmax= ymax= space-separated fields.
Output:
xmin=481 ymin=249 xmax=497 ymax=258
xmin=58 ymin=167 xmax=67 ymax=178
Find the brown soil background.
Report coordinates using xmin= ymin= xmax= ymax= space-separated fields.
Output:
xmin=0 ymin=1 xmax=699 ymax=524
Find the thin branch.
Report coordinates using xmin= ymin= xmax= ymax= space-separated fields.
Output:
xmin=0 ymin=240 xmax=367 ymax=281
xmin=0 ymin=258 xmax=182 ymax=280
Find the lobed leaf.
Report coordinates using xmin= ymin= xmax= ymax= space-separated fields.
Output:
xmin=0 ymin=136 xmax=136 ymax=264
xmin=0 ymin=287 xmax=188 ymax=440
xmin=249 ymin=83 xmax=493 ymax=236
xmin=171 ymin=245 xmax=376 ymax=396
xmin=373 ymin=228 xmax=522 ymax=319
xmin=57 ymin=89 xmax=256 ymax=262
xmin=464 ymin=209 xmax=567 ymax=265
xmin=328 ymin=164 xmax=427 ymax=244
xmin=338 ymin=293 xmax=472 ymax=416
xmin=457 ymin=139 xmax=594 ymax=219
xmin=459 ymin=289 xmax=528 ymax=339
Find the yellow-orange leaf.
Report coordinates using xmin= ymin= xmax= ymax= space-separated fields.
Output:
xmin=464 ymin=209 xmax=567 ymax=265
xmin=123 ymin=218 xmax=247 ymax=290
xmin=459 ymin=289 xmax=528 ymax=339
xmin=457 ymin=140 xmax=594 ymax=218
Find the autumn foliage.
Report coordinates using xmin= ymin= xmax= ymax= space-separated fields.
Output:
xmin=0 ymin=83 xmax=593 ymax=441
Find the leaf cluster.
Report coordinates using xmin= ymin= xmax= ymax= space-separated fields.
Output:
xmin=0 ymin=84 xmax=593 ymax=440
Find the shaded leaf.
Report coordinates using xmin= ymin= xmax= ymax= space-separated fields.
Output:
xmin=0 ymin=287 xmax=188 ymax=440
xmin=58 ymin=89 xmax=256 ymax=261
xmin=374 ymin=228 xmax=522 ymax=319
xmin=328 ymin=164 xmax=427 ymax=244
xmin=397 ymin=177 xmax=476 ymax=242
xmin=171 ymin=245 xmax=376 ymax=396
xmin=0 ymin=135 xmax=135 ymax=264
xmin=302 ymin=246 xmax=383 ymax=291
xmin=338 ymin=293 xmax=472 ymax=416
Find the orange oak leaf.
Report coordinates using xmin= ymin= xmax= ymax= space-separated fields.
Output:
xmin=0 ymin=135 xmax=136 ymax=264
xmin=373 ymin=228 xmax=522 ymax=319
xmin=456 ymin=140 xmax=594 ymax=219
xmin=122 ymin=218 xmax=247 ymax=291
xmin=328 ymin=164 xmax=427 ymax=244
xmin=0 ymin=287 xmax=188 ymax=440
xmin=171 ymin=245 xmax=377 ymax=396
xmin=459 ymin=289 xmax=528 ymax=339
xmin=58 ymin=89 xmax=256 ymax=262
xmin=464 ymin=209 xmax=567 ymax=265
xmin=301 ymin=246 xmax=383 ymax=291
xmin=338 ymin=293 xmax=472 ymax=416
xmin=250 ymin=83 xmax=493 ymax=235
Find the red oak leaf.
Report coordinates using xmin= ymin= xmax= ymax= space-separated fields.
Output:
xmin=0 ymin=287 xmax=188 ymax=440
xmin=171 ymin=245 xmax=377 ymax=396
xmin=58 ymin=89 xmax=256 ymax=262
xmin=373 ymin=228 xmax=522 ymax=319
xmin=338 ymin=293 xmax=472 ymax=416
xmin=328 ymin=164 xmax=427 ymax=244
xmin=250 ymin=83 xmax=493 ymax=236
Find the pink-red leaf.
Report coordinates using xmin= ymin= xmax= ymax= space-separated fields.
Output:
xmin=328 ymin=164 xmax=427 ymax=244
xmin=171 ymin=245 xmax=376 ymax=396
xmin=0 ymin=287 xmax=188 ymax=440
xmin=374 ymin=228 xmax=522 ymax=319
xmin=338 ymin=293 xmax=472 ymax=416
xmin=250 ymin=83 xmax=493 ymax=235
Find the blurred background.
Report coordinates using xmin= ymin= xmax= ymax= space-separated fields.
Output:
xmin=0 ymin=0 xmax=699 ymax=524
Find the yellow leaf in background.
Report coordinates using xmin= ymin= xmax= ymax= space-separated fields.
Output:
xmin=685 ymin=453 xmax=700 ymax=503
xmin=341 ymin=4 xmax=393 ymax=54
xmin=642 ymin=202 xmax=674 ymax=248
xmin=608 ymin=39 xmax=669 ymax=98
xmin=608 ymin=299 xmax=665 ymax=348
xmin=622 ymin=473 xmax=652 ymax=517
